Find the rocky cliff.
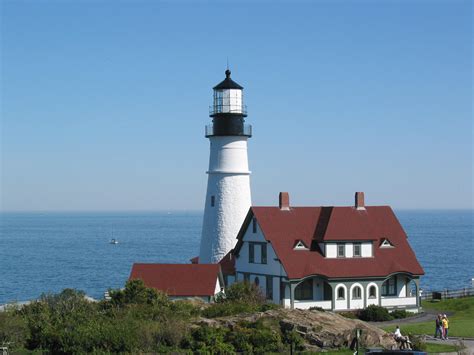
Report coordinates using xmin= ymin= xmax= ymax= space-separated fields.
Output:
xmin=195 ymin=308 xmax=397 ymax=352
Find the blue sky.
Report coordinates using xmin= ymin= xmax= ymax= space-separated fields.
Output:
xmin=1 ymin=0 xmax=472 ymax=211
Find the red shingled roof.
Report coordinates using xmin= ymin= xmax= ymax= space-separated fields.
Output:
xmin=188 ymin=252 xmax=236 ymax=275
xmin=218 ymin=250 xmax=236 ymax=275
xmin=235 ymin=206 xmax=424 ymax=280
xmin=129 ymin=263 xmax=222 ymax=297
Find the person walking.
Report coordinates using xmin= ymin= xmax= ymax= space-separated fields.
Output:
xmin=434 ymin=314 xmax=442 ymax=339
xmin=442 ymin=314 xmax=449 ymax=340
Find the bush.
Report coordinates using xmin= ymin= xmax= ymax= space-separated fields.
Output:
xmin=309 ymin=306 xmax=325 ymax=312
xmin=408 ymin=334 xmax=427 ymax=351
xmin=202 ymin=301 xmax=258 ymax=318
xmin=109 ymin=279 xmax=170 ymax=308
xmin=390 ymin=309 xmax=410 ymax=319
xmin=259 ymin=303 xmax=281 ymax=312
xmin=358 ymin=305 xmax=393 ymax=321
xmin=189 ymin=325 xmax=234 ymax=353
xmin=216 ymin=281 xmax=266 ymax=305
xmin=0 ymin=310 xmax=29 ymax=351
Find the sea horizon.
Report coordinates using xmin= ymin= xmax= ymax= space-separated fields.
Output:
xmin=1 ymin=209 xmax=473 ymax=305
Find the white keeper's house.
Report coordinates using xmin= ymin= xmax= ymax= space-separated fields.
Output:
xmin=226 ymin=191 xmax=424 ymax=312
xmin=129 ymin=69 xmax=424 ymax=313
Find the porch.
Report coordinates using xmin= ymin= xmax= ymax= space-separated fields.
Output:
xmin=283 ymin=277 xmax=333 ymax=310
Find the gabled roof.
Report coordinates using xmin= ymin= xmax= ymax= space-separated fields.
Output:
xmin=219 ymin=250 xmax=236 ymax=275
xmin=129 ymin=263 xmax=221 ymax=297
xmin=234 ymin=206 xmax=424 ymax=280
xmin=188 ymin=252 xmax=236 ymax=275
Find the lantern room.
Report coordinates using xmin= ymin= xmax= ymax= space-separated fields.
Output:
xmin=206 ymin=69 xmax=251 ymax=137
xmin=210 ymin=69 xmax=247 ymax=117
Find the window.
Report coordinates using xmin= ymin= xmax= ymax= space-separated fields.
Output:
xmin=252 ymin=217 xmax=257 ymax=233
xmin=266 ymin=276 xmax=273 ymax=300
xmin=353 ymin=243 xmax=361 ymax=257
xmin=337 ymin=243 xmax=345 ymax=257
xmin=210 ymin=195 xmax=215 ymax=207
xmin=254 ymin=277 xmax=260 ymax=286
xmin=294 ymin=240 xmax=308 ymax=250
xmin=382 ymin=276 xmax=397 ymax=296
xmin=337 ymin=287 xmax=345 ymax=300
xmin=369 ymin=285 xmax=377 ymax=298
xmin=352 ymin=286 xmax=362 ymax=299
xmin=295 ymin=279 xmax=313 ymax=300
xmin=249 ymin=243 xmax=255 ymax=263
xmin=248 ymin=242 xmax=266 ymax=264
xmin=380 ymin=239 xmax=394 ymax=248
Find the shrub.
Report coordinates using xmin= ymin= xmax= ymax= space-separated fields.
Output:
xmin=189 ymin=325 xmax=234 ymax=353
xmin=281 ymin=328 xmax=305 ymax=352
xmin=390 ymin=309 xmax=410 ymax=319
xmin=216 ymin=281 xmax=266 ymax=305
xmin=109 ymin=279 xmax=170 ymax=308
xmin=309 ymin=306 xmax=325 ymax=312
xmin=224 ymin=319 xmax=286 ymax=354
xmin=408 ymin=334 xmax=427 ymax=351
xmin=259 ymin=303 xmax=281 ymax=312
xmin=202 ymin=301 xmax=258 ymax=318
xmin=358 ymin=305 xmax=393 ymax=321
xmin=0 ymin=310 xmax=29 ymax=351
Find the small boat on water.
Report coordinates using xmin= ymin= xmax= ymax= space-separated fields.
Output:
xmin=110 ymin=238 xmax=118 ymax=244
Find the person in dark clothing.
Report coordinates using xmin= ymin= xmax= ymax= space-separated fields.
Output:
xmin=434 ymin=314 xmax=442 ymax=338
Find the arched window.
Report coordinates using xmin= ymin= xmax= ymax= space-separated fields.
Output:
xmin=337 ymin=287 xmax=345 ymax=300
xmin=352 ymin=286 xmax=362 ymax=299
xmin=254 ymin=277 xmax=260 ymax=286
xmin=369 ymin=285 xmax=377 ymax=298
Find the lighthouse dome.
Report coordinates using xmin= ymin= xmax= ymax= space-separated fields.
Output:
xmin=213 ymin=69 xmax=244 ymax=90
xmin=211 ymin=70 xmax=247 ymax=118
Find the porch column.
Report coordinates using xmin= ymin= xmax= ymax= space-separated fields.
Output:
xmin=330 ymin=283 xmax=335 ymax=311
xmin=290 ymin=282 xmax=296 ymax=309
xmin=414 ymin=278 xmax=420 ymax=308
xmin=378 ymin=280 xmax=382 ymax=307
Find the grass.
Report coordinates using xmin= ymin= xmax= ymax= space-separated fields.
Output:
xmin=301 ymin=350 xmax=355 ymax=354
xmin=424 ymin=342 xmax=462 ymax=353
xmin=383 ymin=296 xmax=474 ymax=337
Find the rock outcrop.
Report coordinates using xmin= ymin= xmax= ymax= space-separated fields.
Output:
xmin=195 ymin=308 xmax=397 ymax=351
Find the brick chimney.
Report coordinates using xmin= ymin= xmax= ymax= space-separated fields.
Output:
xmin=355 ymin=192 xmax=365 ymax=210
xmin=279 ymin=192 xmax=290 ymax=211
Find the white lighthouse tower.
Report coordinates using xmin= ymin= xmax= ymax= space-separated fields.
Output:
xmin=199 ymin=69 xmax=252 ymax=264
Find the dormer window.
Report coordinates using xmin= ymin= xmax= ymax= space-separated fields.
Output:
xmin=293 ymin=240 xmax=308 ymax=250
xmin=353 ymin=243 xmax=361 ymax=257
xmin=337 ymin=243 xmax=345 ymax=257
xmin=380 ymin=238 xmax=394 ymax=248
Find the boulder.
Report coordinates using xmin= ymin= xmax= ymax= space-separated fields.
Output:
xmin=194 ymin=308 xmax=397 ymax=351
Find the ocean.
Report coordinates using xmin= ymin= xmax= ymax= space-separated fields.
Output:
xmin=0 ymin=210 xmax=472 ymax=305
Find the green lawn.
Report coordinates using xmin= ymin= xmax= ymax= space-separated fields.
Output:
xmin=425 ymin=342 xmax=463 ymax=353
xmin=383 ymin=297 xmax=474 ymax=337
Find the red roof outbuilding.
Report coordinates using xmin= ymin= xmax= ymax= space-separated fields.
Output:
xmin=129 ymin=263 xmax=222 ymax=297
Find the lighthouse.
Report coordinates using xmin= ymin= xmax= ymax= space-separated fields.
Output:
xmin=199 ymin=69 xmax=252 ymax=264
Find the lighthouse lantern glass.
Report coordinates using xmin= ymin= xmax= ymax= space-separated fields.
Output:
xmin=214 ymin=88 xmax=243 ymax=114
